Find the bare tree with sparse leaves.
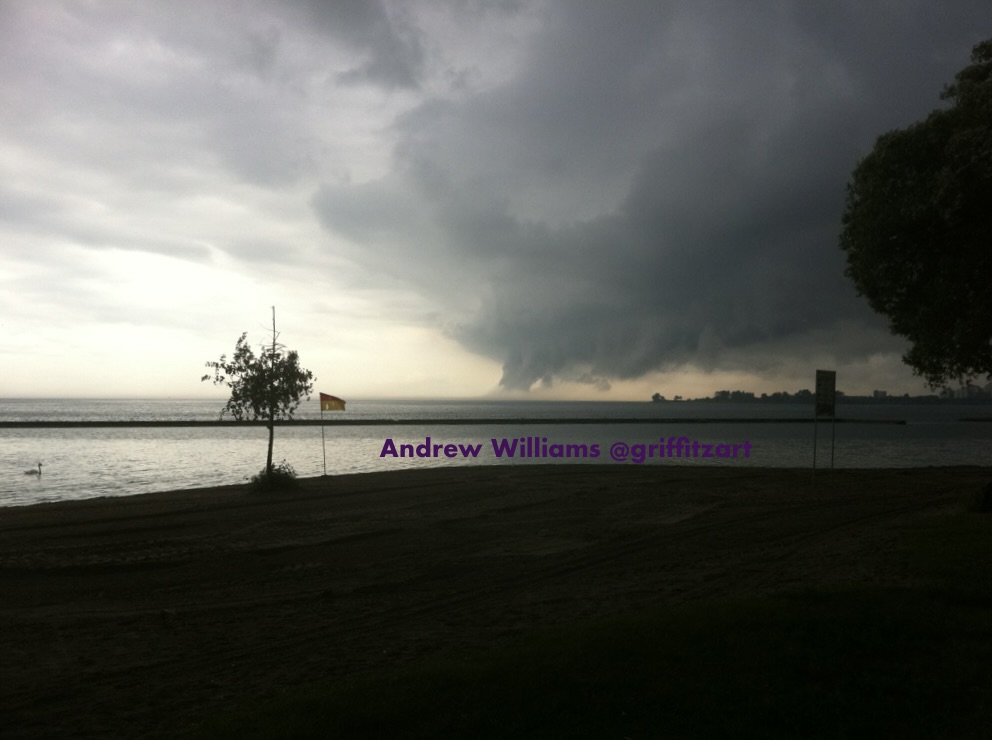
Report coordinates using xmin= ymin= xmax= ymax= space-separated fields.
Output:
xmin=201 ymin=308 xmax=314 ymax=482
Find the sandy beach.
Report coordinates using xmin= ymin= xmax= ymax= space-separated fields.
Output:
xmin=1 ymin=465 xmax=989 ymax=738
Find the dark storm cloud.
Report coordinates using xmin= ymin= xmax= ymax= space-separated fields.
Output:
xmin=314 ymin=0 xmax=992 ymax=390
xmin=297 ymin=0 xmax=425 ymax=88
xmin=4 ymin=0 xmax=988 ymax=395
xmin=0 ymin=0 xmax=418 ymax=201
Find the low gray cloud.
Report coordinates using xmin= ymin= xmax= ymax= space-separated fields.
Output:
xmin=3 ymin=0 xmax=989 ymax=396
xmin=297 ymin=0 xmax=425 ymax=88
xmin=314 ymin=0 xmax=991 ymax=390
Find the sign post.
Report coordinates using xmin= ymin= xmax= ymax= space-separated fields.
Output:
xmin=813 ymin=370 xmax=836 ymax=479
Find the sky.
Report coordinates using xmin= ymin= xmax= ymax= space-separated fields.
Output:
xmin=2 ymin=1 xmax=990 ymax=401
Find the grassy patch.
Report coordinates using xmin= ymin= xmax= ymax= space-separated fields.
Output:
xmin=196 ymin=509 xmax=992 ymax=740
xmin=248 ymin=460 xmax=299 ymax=494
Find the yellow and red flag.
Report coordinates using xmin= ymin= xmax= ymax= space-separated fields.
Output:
xmin=319 ymin=393 xmax=346 ymax=411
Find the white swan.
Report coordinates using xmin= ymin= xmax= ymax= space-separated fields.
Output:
xmin=24 ymin=463 xmax=42 ymax=476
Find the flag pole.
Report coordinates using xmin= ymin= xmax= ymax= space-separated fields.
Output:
xmin=320 ymin=403 xmax=327 ymax=476
xmin=317 ymin=393 xmax=345 ymax=475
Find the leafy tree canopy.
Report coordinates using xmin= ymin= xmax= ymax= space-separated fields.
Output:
xmin=840 ymin=38 xmax=992 ymax=388
xmin=202 ymin=325 xmax=315 ymax=480
xmin=202 ymin=332 xmax=314 ymax=422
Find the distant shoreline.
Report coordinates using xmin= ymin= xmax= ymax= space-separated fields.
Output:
xmin=0 ymin=417 xmax=911 ymax=428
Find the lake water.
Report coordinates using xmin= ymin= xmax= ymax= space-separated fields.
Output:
xmin=1 ymin=398 xmax=990 ymax=507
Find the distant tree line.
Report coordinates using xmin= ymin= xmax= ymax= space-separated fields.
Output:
xmin=651 ymin=387 xmax=992 ymax=404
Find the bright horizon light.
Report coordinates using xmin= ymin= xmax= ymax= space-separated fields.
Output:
xmin=3 ymin=2 xmax=984 ymax=401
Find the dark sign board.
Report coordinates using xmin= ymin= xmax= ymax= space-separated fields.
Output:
xmin=815 ymin=369 xmax=836 ymax=418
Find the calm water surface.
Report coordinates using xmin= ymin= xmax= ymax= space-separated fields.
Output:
xmin=1 ymin=399 xmax=989 ymax=507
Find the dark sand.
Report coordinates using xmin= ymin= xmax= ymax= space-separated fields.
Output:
xmin=1 ymin=465 xmax=988 ymax=738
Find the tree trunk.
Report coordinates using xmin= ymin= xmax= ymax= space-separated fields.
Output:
xmin=267 ymin=306 xmax=277 ymax=476
xmin=266 ymin=417 xmax=275 ymax=475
